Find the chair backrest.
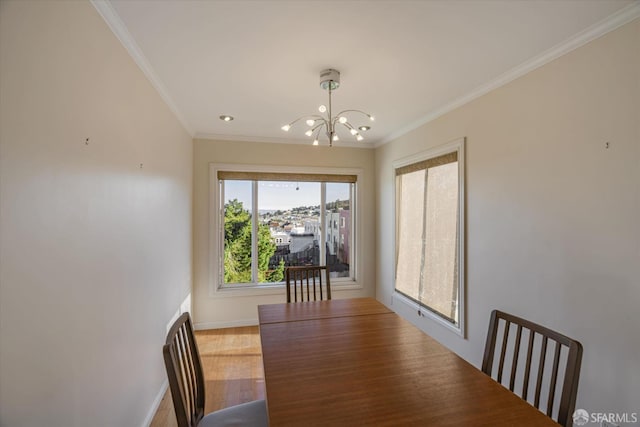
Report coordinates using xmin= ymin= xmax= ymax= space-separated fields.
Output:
xmin=482 ymin=310 xmax=583 ymax=427
xmin=163 ymin=312 xmax=205 ymax=427
xmin=285 ymin=265 xmax=331 ymax=303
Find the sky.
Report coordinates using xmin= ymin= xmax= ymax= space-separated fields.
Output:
xmin=224 ymin=180 xmax=350 ymax=211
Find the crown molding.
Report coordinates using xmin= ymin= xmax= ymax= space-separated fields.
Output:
xmin=90 ymin=0 xmax=194 ymax=136
xmin=375 ymin=2 xmax=640 ymax=148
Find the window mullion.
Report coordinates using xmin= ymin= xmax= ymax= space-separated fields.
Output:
xmin=219 ymin=180 xmax=225 ymax=287
xmin=251 ymin=180 xmax=258 ymax=283
xmin=320 ymin=182 xmax=326 ymax=265
xmin=350 ymin=182 xmax=356 ymax=281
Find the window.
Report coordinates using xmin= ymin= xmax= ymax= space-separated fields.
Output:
xmin=394 ymin=138 xmax=465 ymax=334
xmin=214 ymin=167 xmax=357 ymax=289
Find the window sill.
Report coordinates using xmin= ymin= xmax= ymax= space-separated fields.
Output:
xmin=209 ymin=280 xmax=363 ymax=298
xmin=392 ymin=291 xmax=464 ymax=337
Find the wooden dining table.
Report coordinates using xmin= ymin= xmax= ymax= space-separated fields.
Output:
xmin=258 ymin=297 xmax=560 ymax=427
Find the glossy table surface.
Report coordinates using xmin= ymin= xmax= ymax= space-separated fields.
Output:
xmin=258 ymin=298 xmax=560 ymax=427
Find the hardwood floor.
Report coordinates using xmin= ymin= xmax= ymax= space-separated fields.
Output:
xmin=150 ymin=326 xmax=266 ymax=427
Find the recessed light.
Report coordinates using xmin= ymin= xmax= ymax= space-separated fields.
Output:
xmin=358 ymin=125 xmax=370 ymax=132
xmin=219 ymin=115 xmax=234 ymax=122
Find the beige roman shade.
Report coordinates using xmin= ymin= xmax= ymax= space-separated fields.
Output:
xmin=217 ymin=171 xmax=357 ymax=183
xmin=395 ymin=151 xmax=457 ymax=176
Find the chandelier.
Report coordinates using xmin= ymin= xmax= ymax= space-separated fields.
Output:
xmin=281 ymin=69 xmax=374 ymax=147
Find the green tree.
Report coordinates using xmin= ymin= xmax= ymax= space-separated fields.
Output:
xmin=224 ymin=199 xmax=251 ymax=244
xmin=224 ymin=224 xmax=252 ymax=283
xmin=258 ymin=224 xmax=284 ymax=283
xmin=223 ymin=200 xmax=284 ymax=284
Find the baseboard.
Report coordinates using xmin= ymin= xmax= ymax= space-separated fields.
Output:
xmin=141 ymin=379 xmax=168 ymax=427
xmin=194 ymin=318 xmax=258 ymax=330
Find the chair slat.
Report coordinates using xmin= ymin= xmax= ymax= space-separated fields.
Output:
xmin=177 ymin=327 xmax=195 ymax=423
xmin=509 ymin=324 xmax=523 ymax=392
xmin=534 ymin=336 xmax=548 ymax=408
xmin=547 ymin=341 xmax=562 ymax=416
xmin=313 ymin=274 xmax=317 ymax=300
xmin=497 ymin=320 xmax=510 ymax=383
xmin=285 ymin=266 xmax=331 ymax=303
xmin=522 ymin=331 xmax=535 ymax=400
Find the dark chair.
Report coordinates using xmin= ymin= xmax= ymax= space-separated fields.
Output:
xmin=482 ymin=310 xmax=583 ymax=427
xmin=285 ymin=265 xmax=331 ymax=303
xmin=163 ymin=312 xmax=268 ymax=427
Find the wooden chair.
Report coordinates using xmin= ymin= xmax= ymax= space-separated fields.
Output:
xmin=482 ymin=310 xmax=583 ymax=427
xmin=163 ymin=312 xmax=268 ymax=427
xmin=285 ymin=265 xmax=331 ymax=303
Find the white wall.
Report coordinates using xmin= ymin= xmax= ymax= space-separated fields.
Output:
xmin=375 ymin=18 xmax=639 ymax=417
xmin=192 ymin=139 xmax=375 ymax=329
xmin=0 ymin=2 xmax=193 ymax=426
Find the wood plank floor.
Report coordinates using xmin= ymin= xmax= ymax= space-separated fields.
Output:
xmin=150 ymin=326 xmax=266 ymax=427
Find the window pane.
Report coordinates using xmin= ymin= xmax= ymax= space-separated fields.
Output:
xmin=223 ymin=180 xmax=252 ymax=284
xmin=258 ymin=181 xmax=321 ymax=282
xmin=395 ymin=170 xmax=425 ymax=300
xmin=325 ymin=183 xmax=352 ymax=278
xmin=423 ymin=162 xmax=458 ymax=321
xmin=395 ymin=158 xmax=460 ymax=325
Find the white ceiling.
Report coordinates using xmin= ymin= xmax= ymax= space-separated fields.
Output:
xmin=97 ymin=0 xmax=638 ymax=147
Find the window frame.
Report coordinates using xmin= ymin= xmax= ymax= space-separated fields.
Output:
xmin=209 ymin=163 xmax=363 ymax=297
xmin=392 ymin=137 xmax=466 ymax=337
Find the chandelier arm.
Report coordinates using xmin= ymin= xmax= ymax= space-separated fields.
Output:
xmin=287 ymin=114 xmax=326 ymax=127
xmin=335 ymin=109 xmax=374 ymax=119
xmin=341 ymin=121 xmax=355 ymax=131
xmin=307 ymin=116 xmax=329 ymax=128
xmin=340 ymin=121 xmax=363 ymax=140
xmin=312 ymin=126 xmax=323 ymax=146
